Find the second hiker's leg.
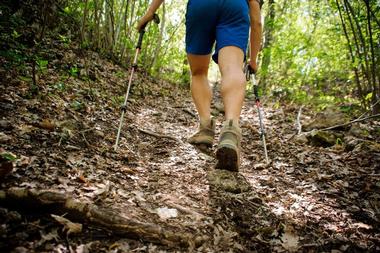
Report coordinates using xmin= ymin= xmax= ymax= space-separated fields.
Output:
xmin=218 ymin=46 xmax=246 ymax=124
xmin=188 ymin=53 xmax=212 ymax=126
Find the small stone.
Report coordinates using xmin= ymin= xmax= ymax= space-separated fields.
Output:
xmin=0 ymin=132 xmax=12 ymax=143
xmin=294 ymin=134 xmax=308 ymax=144
xmin=0 ymin=120 xmax=13 ymax=130
xmin=11 ymin=247 xmax=29 ymax=253
xmin=349 ymin=123 xmax=369 ymax=138
xmin=95 ymin=130 xmax=105 ymax=138
xmin=307 ymin=130 xmax=339 ymax=147
xmin=214 ymin=102 xmax=225 ymax=113
xmin=303 ymin=108 xmax=350 ymax=131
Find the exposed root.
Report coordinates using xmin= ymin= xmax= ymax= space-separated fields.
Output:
xmin=0 ymin=187 xmax=197 ymax=249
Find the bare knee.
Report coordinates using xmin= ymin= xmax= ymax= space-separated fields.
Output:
xmin=187 ymin=54 xmax=211 ymax=78
xmin=191 ymin=67 xmax=208 ymax=77
xmin=221 ymin=70 xmax=246 ymax=94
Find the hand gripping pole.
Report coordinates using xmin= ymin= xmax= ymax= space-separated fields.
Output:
xmin=114 ymin=14 xmax=160 ymax=151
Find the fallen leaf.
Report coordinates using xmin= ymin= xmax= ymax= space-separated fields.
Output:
xmin=39 ymin=119 xmax=56 ymax=131
xmin=38 ymin=228 xmax=59 ymax=246
xmin=77 ymin=174 xmax=87 ymax=183
xmin=280 ymin=226 xmax=299 ymax=252
xmin=51 ymin=214 xmax=82 ymax=235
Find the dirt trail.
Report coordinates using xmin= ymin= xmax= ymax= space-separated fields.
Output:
xmin=0 ymin=46 xmax=379 ymax=252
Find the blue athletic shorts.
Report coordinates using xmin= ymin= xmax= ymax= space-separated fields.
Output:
xmin=185 ymin=0 xmax=250 ymax=63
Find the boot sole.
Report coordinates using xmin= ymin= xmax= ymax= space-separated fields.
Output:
xmin=216 ymin=146 xmax=239 ymax=172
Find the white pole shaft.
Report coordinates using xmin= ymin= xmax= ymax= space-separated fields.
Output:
xmin=114 ymin=48 xmax=140 ymax=151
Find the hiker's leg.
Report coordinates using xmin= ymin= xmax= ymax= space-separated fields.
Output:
xmin=187 ymin=53 xmax=212 ymax=125
xmin=218 ymin=46 xmax=246 ymax=124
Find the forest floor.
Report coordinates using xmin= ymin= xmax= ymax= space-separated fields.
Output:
xmin=1 ymin=40 xmax=380 ymax=253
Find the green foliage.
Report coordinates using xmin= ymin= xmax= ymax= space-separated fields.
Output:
xmin=1 ymin=152 xmax=17 ymax=162
xmin=111 ymin=96 xmax=125 ymax=107
xmin=52 ymin=82 xmax=67 ymax=92
xmin=70 ymin=100 xmax=84 ymax=111
xmin=59 ymin=34 xmax=71 ymax=47
xmin=260 ymin=0 xmax=364 ymax=108
xmin=1 ymin=0 xmax=378 ymax=111
xmin=37 ymin=59 xmax=48 ymax=74
xmin=69 ymin=66 xmax=79 ymax=77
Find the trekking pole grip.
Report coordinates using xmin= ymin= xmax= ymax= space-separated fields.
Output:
xmin=136 ymin=29 xmax=146 ymax=49
xmin=136 ymin=14 xmax=160 ymax=49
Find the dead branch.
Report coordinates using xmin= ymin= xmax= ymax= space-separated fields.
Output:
xmin=318 ymin=113 xmax=380 ymax=131
xmin=296 ymin=106 xmax=304 ymax=135
xmin=0 ymin=187 xmax=195 ymax=248
xmin=357 ymin=99 xmax=380 ymax=120
xmin=166 ymin=201 xmax=205 ymax=221
xmin=138 ymin=128 xmax=178 ymax=141
xmin=288 ymin=113 xmax=380 ymax=141
xmin=286 ymin=106 xmax=303 ymax=141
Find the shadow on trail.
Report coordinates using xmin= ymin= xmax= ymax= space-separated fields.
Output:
xmin=207 ymin=169 xmax=283 ymax=252
xmin=206 ymin=165 xmax=380 ymax=252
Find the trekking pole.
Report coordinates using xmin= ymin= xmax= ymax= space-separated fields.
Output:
xmin=114 ymin=14 xmax=160 ymax=151
xmin=245 ymin=65 xmax=269 ymax=164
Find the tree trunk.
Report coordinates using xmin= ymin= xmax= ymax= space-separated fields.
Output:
xmin=336 ymin=0 xmax=365 ymax=106
xmin=149 ymin=1 xmax=165 ymax=73
xmin=343 ymin=0 xmax=372 ymax=94
xmin=80 ymin=0 xmax=89 ymax=46
xmin=260 ymin=0 xmax=275 ymax=94
xmin=364 ymin=0 xmax=380 ymax=113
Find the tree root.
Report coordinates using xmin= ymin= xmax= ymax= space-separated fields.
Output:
xmin=0 ymin=187 xmax=197 ymax=248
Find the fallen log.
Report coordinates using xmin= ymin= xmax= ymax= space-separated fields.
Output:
xmin=0 ymin=187 xmax=196 ymax=248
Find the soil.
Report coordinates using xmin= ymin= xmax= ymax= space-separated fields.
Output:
xmin=0 ymin=41 xmax=379 ymax=252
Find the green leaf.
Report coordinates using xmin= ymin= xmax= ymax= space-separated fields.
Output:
xmin=1 ymin=153 xmax=17 ymax=161
xmin=365 ymin=92 xmax=373 ymax=101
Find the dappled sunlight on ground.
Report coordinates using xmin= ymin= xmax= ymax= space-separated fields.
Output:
xmin=1 ymin=47 xmax=379 ymax=252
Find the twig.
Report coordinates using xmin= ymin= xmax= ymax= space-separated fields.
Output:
xmin=286 ymin=106 xmax=303 ymax=141
xmin=287 ymin=113 xmax=380 ymax=142
xmin=318 ymin=113 xmax=380 ymax=131
xmin=357 ymin=99 xmax=380 ymax=120
xmin=296 ymin=106 xmax=304 ymax=135
xmin=81 ymin=132 xmax=91 ymax=147
xmin=138 ymin=128 xmax=178 ymax=141
xmin=182 ymin=108 xmax=197 ymax=118
xmin=80 ymin=127 xmax=95 ymax=134
xmin=166 ymin=201 xmax=205 ymax=221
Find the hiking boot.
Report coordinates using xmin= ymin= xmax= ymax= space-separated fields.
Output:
xmin=188 ymin=118 xmax=215 ymax=148
xmin=216 ymin=120 xmax=242 ymax=171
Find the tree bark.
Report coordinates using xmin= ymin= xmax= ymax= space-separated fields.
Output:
xmin=336 ymin=0 xmax=365 ymax=106
xmin=149 ymin=1 xmax=165 ymax=73
xmin=343 ymin=0 xmax=372 ymax=94
xmin=0 ymin=188 xmax=197 ymax=248
xmin=80 ymin=0 xmax=89 ymax=46
xmin=260 ymin=0 xmax=275 ymax=94
xmin=363 ymin=0 xmax=380 ymax=113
